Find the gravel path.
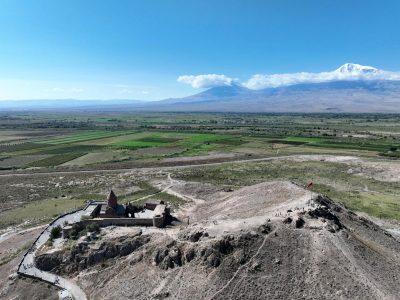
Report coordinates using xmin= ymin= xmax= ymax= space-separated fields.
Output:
xmin=18 ymin=204 xmax=96 ymax=300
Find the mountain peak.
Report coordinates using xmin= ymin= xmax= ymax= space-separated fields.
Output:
xmin=194 ymin=83 xmax=250 ymax=98
xmin=335 ymin=63 xmax=379 ymax=75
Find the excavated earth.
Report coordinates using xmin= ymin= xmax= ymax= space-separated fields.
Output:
xmin=37 ymin=180 xmax=400 ymax=299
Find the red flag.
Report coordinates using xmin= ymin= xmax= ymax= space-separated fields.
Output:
xmin=306 ymin=181 xmax=313 ymax=189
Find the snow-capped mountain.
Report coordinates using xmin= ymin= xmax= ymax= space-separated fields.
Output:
xmin=149 ymin=64 xmax=400 ymax=112
xmin=2 ymin=64 xmax=400 ymax=113
xmin=334 ymin=63 xmax=379 ymax=75
xmin=243 ymin=63 xmax=398 ymax=90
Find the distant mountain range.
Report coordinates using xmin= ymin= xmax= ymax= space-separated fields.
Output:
xmin=154 ymin=80 xmax=400 ymax=113
xmin=2 ymin=64 xmax=400 ymax=113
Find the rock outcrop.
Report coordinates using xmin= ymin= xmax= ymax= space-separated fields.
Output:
xmin=36 ymin=232 xmax=149 ymax=275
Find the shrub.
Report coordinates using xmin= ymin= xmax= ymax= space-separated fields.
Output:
xmin=66 ymin=222 xmax=100 ymax=240
xmin=70 ymin=223 xmax=84 ymax=240
xmin=86 ymin=223 xmax=100 ymax=233
xmin=50 ymin=225 xmax=62 ymax=240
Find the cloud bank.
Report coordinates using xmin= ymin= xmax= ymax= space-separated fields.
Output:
xmin=244 ymin=70 xmax=400 ymax=90
xmin=178 ymin=64 xmax=400 ymax=90
xmin=177 ymin=74 xmax=234 ymax=89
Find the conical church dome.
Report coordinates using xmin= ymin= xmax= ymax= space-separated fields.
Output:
xmin=107 ymin=190 xmax=118 ymax=208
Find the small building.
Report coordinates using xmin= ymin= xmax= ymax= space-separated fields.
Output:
xmin=62 ymin=225 xmax=73 ymax=239
xmin=153 ymin=204 xmax=167 ymax=227
xmin=145 ymin=199 xmax=164 ymax=210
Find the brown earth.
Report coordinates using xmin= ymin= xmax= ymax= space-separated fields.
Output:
xmin=0 ymin=226 xmax=58 ymax=299
xmin=43 ymin=180 xmax=400 ymax=300
xmin=3 ymin=154 xmax=400 ymax=299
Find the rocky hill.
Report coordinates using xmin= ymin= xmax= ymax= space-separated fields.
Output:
xmin=36 ymin=180 xmax=400 ymax=299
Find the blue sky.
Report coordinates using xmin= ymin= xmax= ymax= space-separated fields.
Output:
xmin=0 ymin=0 xmax=400 ymax=100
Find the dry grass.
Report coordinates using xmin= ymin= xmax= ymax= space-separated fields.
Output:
xmin=0 ymin=197 xmax=87 ymax=229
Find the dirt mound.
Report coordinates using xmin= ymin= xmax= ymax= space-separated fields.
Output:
xmin=205 ymin=181 xmax=310 ymax=220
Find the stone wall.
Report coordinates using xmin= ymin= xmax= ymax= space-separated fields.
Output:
xmin=80 ymin=218 xmax=154 ymax=227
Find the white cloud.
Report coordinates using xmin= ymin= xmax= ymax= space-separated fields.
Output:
xmin=243 ymin=64 xmax=400 ymax=90
xmin=178 ymin=64 xmax=400 ymax=90
xmin=177 ymin=74 xmax=234 ymax=89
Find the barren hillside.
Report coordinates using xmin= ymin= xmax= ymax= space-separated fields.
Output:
xmin=49 ymin=180 xmax=400 ymax=300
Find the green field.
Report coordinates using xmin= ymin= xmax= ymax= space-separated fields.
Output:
xmin=114 ymin=140 xmax=166 ymax=149
xmin=37 ymin=130 xmax=134 ymax=145
xmin=113 ymin=133 xmax=232 ymax=151
xmin=138 ymin=135 xmax=181 ymax=143
xmin=286 ymin=136 xmax=326 ymax=143
xmin=0 ymin=113 xmax=399 ymax=169
xmin=283 ymin=136 xmax=399 ymax=153
xmin=28 ymin=153 xmax=86 ymax=167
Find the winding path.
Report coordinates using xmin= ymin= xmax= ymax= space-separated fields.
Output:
xmin=18 ymin=204 xmax=96 ymax=300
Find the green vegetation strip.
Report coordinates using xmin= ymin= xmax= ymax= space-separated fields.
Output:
xmin=113 ymin=133 xmax=233 ymax=151
xmin=28 ymin=153 xmax=86 ymax=167
xmin=0 ymin=142 xmax=49 ymax=153
xmin=35 ymin=144 xmax=104 ymax=155
xmin=278 ymin=136 xmax=400 ymax=154
xmin=37 ymin=130 xmax=135 ymax=145
xmin=114 ymin=140 xmax=165 ymax=149
xmin=138 ymin=136 xmax=181 ymax=143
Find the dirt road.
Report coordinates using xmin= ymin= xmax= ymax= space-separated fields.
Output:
xmin=0 ymin=154 xmax=356 ymax=178
xmin=18 ymin=204 xmax=96 ymax=300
